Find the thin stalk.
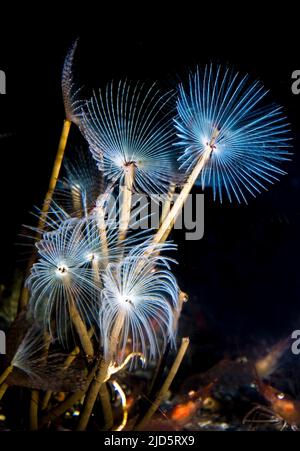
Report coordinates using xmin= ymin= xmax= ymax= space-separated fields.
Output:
xmin=37 ymin=119 xmax=72 ymax=231
xmin=71 ymin=185 xmax=83 ymax=217
xmin=92 ymin=256 xmax=102 ymax=287
xmin=0 ymin=383 xmax=8 ymax=401
xmin=119 ymin=163 xmax=135 ymax=241
xmin=96 ymin=204 xmax=109 ymax=268
xmin=159 ymin=182 xmax=176 ymax=244
xmin=18 ymin=119 xmax=72 ymax=310
xmin=76 ymin=358 xmax=110 ymax=431
xmin=174 ymin=290 xmax=188 ymax=331
xmin=0 ymin=364 xmax=13 ymax=386
xmin=153 ymin=136 xmax=218 ymax=245
xmin=77 ymin=314 xmax=124 ymax=431
xmin=160 ymin=182 xmax=176 ymax=225
xmin=148 ymin=343 xmax=171 ymax=400
xmin=135 ymin=337 xmax=190 ymax=431
xmin=68 ymin=295 xmax=94 ymax=359
xmin=99 ymin=384 xmax=114 ymax=430
xmin=30 ymin=390 xmax=39 ymax=431
xmin=130 ymin=344 xmax=171 ymax=429
xmin=41 ymin=391 xmax=52 ymax=412
xmin=41 ymin=391 xmax=85 ymax=427
xmin=88 ymin=258 xmax=115 ymax=430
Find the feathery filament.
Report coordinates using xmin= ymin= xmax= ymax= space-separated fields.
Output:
xmin=175 ymin=65 xmax=292 ymax=203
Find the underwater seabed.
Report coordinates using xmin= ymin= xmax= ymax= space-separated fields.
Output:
xmin=1 ymin=279 xmax=300 ymax=431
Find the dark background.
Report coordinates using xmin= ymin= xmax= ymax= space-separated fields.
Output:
xmin=0 ymin=6 xmax=300 ymax=368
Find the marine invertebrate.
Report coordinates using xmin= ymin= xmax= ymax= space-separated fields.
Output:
xmin=100 ymin=240 xmax=179 ymax=365
xmin=26 ymin=201 xmax=154 ymax=352
xmin=81 ymin=80 xmax=179 ymax=240
xmin=61 ymin=39 xmax=83 ymax=126
xmin=81 ymin=80 xmax=178 ymax=195
xmin=77 ymin=240 xmax=179 ymax=431
xmin=154 ymin=64 xmax=292 ymax=243
xmin=9 ymin=326 xmax=47 ymax=381
xmin=135 ymin=337 xmax=190 ymax=430
xmin=19 ymin=41 xmax=83 ymax=309
xmin=0 ymin=322 xmax=86 ymax=397
xmin=175 ymin=65 xmax=291 ymax=203
xmin=56 ymin=147 xmax=104 ymax=217
xmin=23 ymin=202 xmax=71 ymax=242
xmin=243 ymin=381 xmax=300 ymax=431
xmin=26 ymin=218 xmax=100 ymax=354
xmin=0 ymin=326 xmax=48 ymax=405
xmin=37 ymin=40 xmax=82 ymax=233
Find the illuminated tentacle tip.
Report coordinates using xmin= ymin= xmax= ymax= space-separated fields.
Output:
xmin=62 ymin=39 xmax=83 ymax=125
xmin=111 ymin=380 xmax=128 ymax=431
xmin=179 ymin=291 xmax=189 ymax=303
xmin=108 ymin=352 xmax=146 ymax=378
